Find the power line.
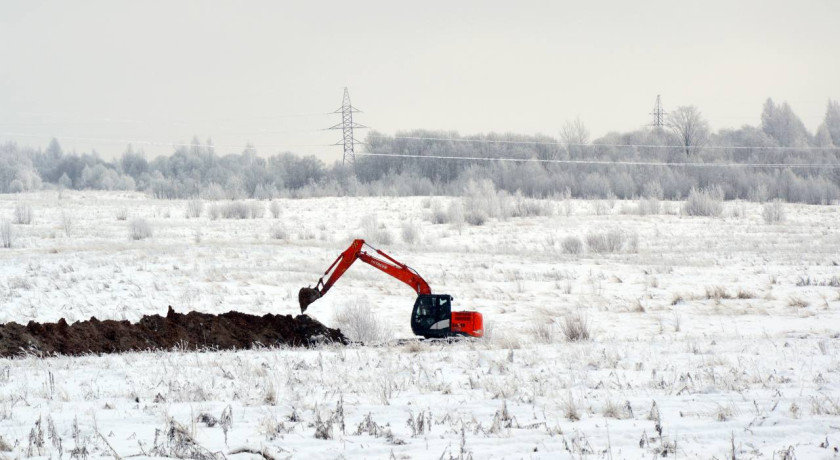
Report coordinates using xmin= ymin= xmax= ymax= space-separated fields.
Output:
xmin=0 ymin=132 xmax=333 ymax=150
xmin=0 ymin=110 xmax=334 ymax=124
xmin=366 ymin=134 xmax=840 ymax=151
xmin=357 ymin=152 xmax=840 ymax=169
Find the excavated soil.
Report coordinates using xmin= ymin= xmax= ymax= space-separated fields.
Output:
xmin=0 ymin=307 xmax=346 ymax=358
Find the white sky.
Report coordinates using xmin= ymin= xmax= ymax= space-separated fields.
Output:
xmin=1 ymin=0 xmax=838 ymax=162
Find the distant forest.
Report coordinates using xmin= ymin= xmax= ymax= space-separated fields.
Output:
xmin=2 ymin=98 xmax=839 ymax=203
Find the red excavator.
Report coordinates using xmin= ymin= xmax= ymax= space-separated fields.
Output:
xmin=299 ymin=239 xmax=484 ymax=339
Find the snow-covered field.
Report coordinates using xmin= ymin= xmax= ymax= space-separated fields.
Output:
xmin=1 ymin=191 xmax=839 ymax=459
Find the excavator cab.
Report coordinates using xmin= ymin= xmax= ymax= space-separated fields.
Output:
xmin=411 ymin=294 xmax=483 ymax=339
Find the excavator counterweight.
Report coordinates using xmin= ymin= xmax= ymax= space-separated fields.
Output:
xmin=298 ymin=239 xmax=483 ymax=339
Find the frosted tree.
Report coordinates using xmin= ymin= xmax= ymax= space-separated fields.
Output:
xmin=760 ymin=98 xmax=810 ymax=147
xmin=559 ymin=118 xmax=589 ymax=159
xmin=815 ymin=124 xmax=834 ymax=147
xmin=823 ymin=99 xmax=840 ymax=146
xmin=667 ymin=106 xmax=709 ymax=156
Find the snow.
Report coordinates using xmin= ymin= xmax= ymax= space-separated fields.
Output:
xmin=1 ymin=190 xmax=839 ymax=459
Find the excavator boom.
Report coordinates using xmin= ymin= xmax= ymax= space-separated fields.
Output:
xmin=299 ymin=239 xmax=430 ymax=313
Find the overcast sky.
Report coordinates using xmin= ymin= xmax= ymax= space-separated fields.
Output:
xmin=1 ymin=0 xmax=838 ymax=162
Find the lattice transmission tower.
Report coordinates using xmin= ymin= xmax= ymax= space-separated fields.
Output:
xmin=329 ymin=87 xmax=366 ymax=166
xmin=651 ymin=94 xmax=666 ymax=129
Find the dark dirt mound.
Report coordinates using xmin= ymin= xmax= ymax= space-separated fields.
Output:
xmin=0 ymin=307 xmax=347 ymax=358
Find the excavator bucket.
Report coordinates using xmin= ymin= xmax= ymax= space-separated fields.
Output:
xmin=298 ymin=287 xmax=321 ymax=313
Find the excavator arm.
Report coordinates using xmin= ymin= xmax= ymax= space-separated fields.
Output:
xmin=299 ymin=239 xmax=431 ymax=312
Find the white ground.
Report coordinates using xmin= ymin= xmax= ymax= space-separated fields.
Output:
xmin=0 ymin=191 xmax=839 ymax=459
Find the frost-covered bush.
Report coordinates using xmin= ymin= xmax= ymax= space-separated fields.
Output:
xmin=129 ymin=218 xmax=153 ymax=240
xmin=360 ymin=215 xmax=393 ymax=245
xmin=269 ymin=224 xmax=288 ymax=240
xmin=221 ymin=202 xmax=249 ymax=219
xmin=61 ymin=210 xmax=73 ymax=237
xmin=13 ymin=204 xmax=32 ymax=225
xmin=585 ymin=230 xmax=627 ymax=253
xmin=116 ymin=208 xmax=128 ymax=221
xmin=562 ymin=236 xmax=583 ymax=255
xmin=637 ymin=197 xmax=661 ymax=216
xmin=186 ymin=199 xmax=203 ymax=219
xmin=401 ymin=220 xmax=419 ymax=244
xmin=430 ymin=200 xmax=449 ymax=224
xmin=333 ymin=303 xmax=393 ymax=344
xmin=0 ymin=219 xmax=12 ymax=248
xmin=447 ymin=201 xmax=465 ymax=230
xmin=208 ymin=201 xmax=264 ymax=219
xmin=683 ymin=187 xmax=723 ymax=217
xmin=269 ymin=201 xmax=282 ymax=219
xmin=510 ymin=191 xmax=554 ymax=217
xmin=248 ymin=202 xmax=265 ymax=219
xmin=762 ymin=199 xmax=785 ymax=224
xmin=465 ymin=209 xmax=488 ymax=226
xmin=463 ymin=179 xmax=499 ymax=221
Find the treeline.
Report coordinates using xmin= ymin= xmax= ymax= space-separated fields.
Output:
xmin=1 ymin=98 xmax=839 ymax=203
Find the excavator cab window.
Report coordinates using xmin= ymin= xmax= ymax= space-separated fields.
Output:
xmin=411 ymin=294 xmax=452 ymax=338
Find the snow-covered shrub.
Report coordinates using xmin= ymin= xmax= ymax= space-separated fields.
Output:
xmin=207 ymin=205 xmax=220 ymax=220
xmin=248 ymin=202 xmax=265 ymax=219
xmin=360 ymin=215 xmax=393 ymax=246
xmin=0 ymin=219 xmax=12 ymax=248
xmin=13 ymin=204 xmax=32 ymax=225
xmin=116 ymin=208 xmax=128 ymax=221
xmin=221 ymin=202 xmax=249 ymax=219
xmin=401 ymin=220 xmax=419 ymax=244
xmin=333 ymin=303 xmax=393 ymax=344
xmin=463 ymin=179 xmax=501 ymax=224
xmin=269 ymin=224 xmax=288 ymax=240
xmin=430 ymin=200 xmax=449 ymax=224
xmin=762 ymin=199 xmax=785 ymax=224
xmin=186 ymin=199 xmax=203 ymax=219
xmin=683 ymin=187 xmax=723 ymax=217
xmin=637 ymin=197 xmax=661 ymax=215
xmin=269 ymin=201 xmax=282 ymax=219
xmin=511 ymin=193 xmax=554 ymax=217
xmin=208 ymin=201 xmax=263 ymax=220
xmin=129 ymin=218 xmax=153 ymax=240
xmin=447 ymin=201 xmax=464 ymax=231
xmin=465 ymin=209 xmax=488 ymax=226
xmin=585 ymin=230 xmax=626 ymax=254
xmin=562 ymin=236 xmax=583 ymax=255
xmin=61 ymin=211 xmax=73 ymax=237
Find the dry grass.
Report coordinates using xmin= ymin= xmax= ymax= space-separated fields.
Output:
xmin=787 ymin=297 xmax=809 ymax=308
xmin=560 ymin=312 xmax=590 ymax=342
xmin=705 ymin=286 xmax=731 ymax=300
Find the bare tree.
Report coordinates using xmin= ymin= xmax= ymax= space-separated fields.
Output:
xmin=559 ymin=118 xmax=589 ymax=158
xmin=667 ymin=106 xmax=709 ymax=156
